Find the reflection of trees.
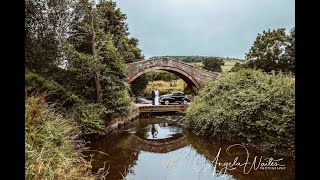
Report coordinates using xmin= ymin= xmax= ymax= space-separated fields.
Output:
xmin=135 ymin=124 xmax=149 ymax=139
xmin=184 ymin=130 xmax=295 ymax=180
xmin=84 ymin=133 xmax=140 ymax=179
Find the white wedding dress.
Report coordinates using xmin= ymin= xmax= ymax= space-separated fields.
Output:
xmin=154 ymin=90 xmax=159 ymax=105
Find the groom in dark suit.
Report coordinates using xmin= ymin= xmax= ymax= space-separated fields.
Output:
xmin=151 ymin=89 xmax=155 ymax=105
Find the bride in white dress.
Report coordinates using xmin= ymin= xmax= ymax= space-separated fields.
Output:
xmin=154 ymin=89 xmax=159 ymax=105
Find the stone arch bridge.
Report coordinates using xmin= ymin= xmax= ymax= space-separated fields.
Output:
xmin=127 ymin=57 xmax=220 ymax=89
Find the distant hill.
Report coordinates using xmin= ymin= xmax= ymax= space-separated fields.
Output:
xmin=152 ymin=56 xmax=245 ymax=65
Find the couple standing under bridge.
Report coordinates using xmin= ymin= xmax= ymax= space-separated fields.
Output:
xmin=151 ymin=88 xmax=159 ymax=105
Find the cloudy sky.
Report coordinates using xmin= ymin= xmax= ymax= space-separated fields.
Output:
xmin=111 ymin=0 xmax=294 ymax=59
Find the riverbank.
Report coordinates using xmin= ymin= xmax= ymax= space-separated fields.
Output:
xmin=25 ymin=96 xmax=95 ymax=179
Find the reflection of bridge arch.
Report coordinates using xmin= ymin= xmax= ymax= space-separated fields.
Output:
xmin=127 ymin=57 xmax=220 ymax=89
xmin=128 ymin=134 xmax=187 ymax=153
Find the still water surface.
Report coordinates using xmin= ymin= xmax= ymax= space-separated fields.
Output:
xmin=85 ymin=115 xmax=295 ymax=180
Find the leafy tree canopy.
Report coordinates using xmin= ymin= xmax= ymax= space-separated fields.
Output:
xmin=245 ymin=27 xmax=295 ymax=73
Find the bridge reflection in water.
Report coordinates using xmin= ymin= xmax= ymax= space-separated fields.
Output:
xmin=128 ymin=133 xmax=187 ymax=153
xmin=126 ymin=116 xmax=187 ymax=153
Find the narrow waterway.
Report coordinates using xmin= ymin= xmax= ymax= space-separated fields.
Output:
xmin=85 ymin=115 xmax=295 ymax=180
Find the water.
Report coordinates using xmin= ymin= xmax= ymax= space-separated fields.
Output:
xmin=85 ymin=115 xmax=295 ymax=180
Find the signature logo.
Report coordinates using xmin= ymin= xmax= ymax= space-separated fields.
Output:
xmin=193 ymin=144 xmax=286 ymax=176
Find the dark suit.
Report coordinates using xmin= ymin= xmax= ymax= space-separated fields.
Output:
xmin=151 ymin=89 xmax=155 ymax=105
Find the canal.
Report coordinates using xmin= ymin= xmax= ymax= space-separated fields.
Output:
xmin=85 ymin=114 xmax=295 ymax=180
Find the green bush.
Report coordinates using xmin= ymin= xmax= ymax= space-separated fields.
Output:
xmin=185 ymin=69 xmax=295 ymax=155
xmin=25 ymin=71 xmax=81 ymax=108
xmin=102 ymin=82 xmax=134 ymax=118
xmin=25 ymin=95 xmax=94 ymax=179
xmin=71 ymin=103 xmax=107 ymax=138
xmin=25 ymin=71 xmax=127 ymax=138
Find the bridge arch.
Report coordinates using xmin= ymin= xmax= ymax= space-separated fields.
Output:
xmin=127 ymin=57 xmax=220 ymax=89
xmin=128 ymin=66 xmax=200 ymax=88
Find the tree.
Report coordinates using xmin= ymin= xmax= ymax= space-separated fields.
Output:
xmin=230 ymin=60 xmax=256 ymax=72
xmin=97 ymin=0 xmax=144 ymax=62
xmin=202 ymin=57 xmax=225 ymax=72
xmin=245 ymin=27 xmax=295 ymax=73
xmin=25 ymin=0 xmax=72 ymax=74
xmin=130 ymin=74 xmax=150 ymax=97
xmin=280 ymin=27 xmax=295 ymax=73
xmin=230 ymin=62 xmax=242 ymax=72
xmin=94 ymin=1 xmax=146 ymax=98
xmin=163 ymin=72 xmax=180 ymax=86
xmin=66 ymin=0 xmax=134 ymax=117
xmin=67 ymin=0 xmax=106 ymax=103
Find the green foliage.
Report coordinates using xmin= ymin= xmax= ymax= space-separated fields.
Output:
xmin=97 ymin=0 xmax=144 ymax=62
xmin=25 ymin=0 xmax=142 ymax=178
xmin=245 ymin=27 xmax=295 ymax=73
xmin=230 ymin=62 xmax=242 ymax=72
xmin=26 ymin=0 xmax=141 ymax=107
xmin=25 ymin=72 xmax=81 ymax=108
xmin=185 ymin=69 xmax=295 ymax=155
xmin=281 ymin=28 xmax=295 ymax=72
xmin=230 ymin=61 xmax=256 ymax=72
xmin=202 ymin=57 xmax=225 ymax=72
xmin=66 ymin=0 xmax=135 ymax=113
xmin=102 ymin=80 xmax=134 ymax=118
xmin=130 ymin=74 xmax=150 ymax=97
xmin=25 ymin=95 xmax=94 ymax=179
xmin=71 ymin=103 xmax=107 ymax=138
xmin=25 ymin=0 xmax=72 ymax=74
xmin=25 ymin=71 xmax=109 ymax=138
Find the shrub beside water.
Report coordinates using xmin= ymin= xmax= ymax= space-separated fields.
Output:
xmin=185 ymin=69 xmax=295 ymax=155
xmin=70 ymin=103 xmax=108 ymax=138
xmin=25 ymin=72 xmax=107 ymax=138
xmin=25 ymin=71 xmax=81 ymax=108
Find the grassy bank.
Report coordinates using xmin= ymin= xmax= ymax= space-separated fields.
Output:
xmin=25 ymin=95 xmax=95 ymax=179
xmin=144 ymin=80 xmax=186 ymax=96
xmin=185 ymin=69 xmax=295 ymax=156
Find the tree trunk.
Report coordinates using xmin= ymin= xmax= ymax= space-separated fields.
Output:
xmin=90 ymin=7 xmax=102 ymax=103
xmin=95 ymin=71 xmax=102 ymax=103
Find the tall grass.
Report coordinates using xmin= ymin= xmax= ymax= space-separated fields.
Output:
xmin=25 ymin=95 xmax=95 ymax=179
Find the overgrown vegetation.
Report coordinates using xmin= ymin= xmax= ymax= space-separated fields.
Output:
xmin=25 ymin=71 xmax=110 ymax=138
xmin=25 ymin=0 xmax=142 ymax=135
xmin=25 ymin=72 xmax=81 ymax=109
xmin=185 ymin=69 xmax=295 ymax=156
xmin=26 ymin=0 xmax=143 ymax=178
xmin=25 ymin=95 xmax=94 ymax=179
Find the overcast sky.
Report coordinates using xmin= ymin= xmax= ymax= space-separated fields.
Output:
xmin=110 ymin=0 xmax=294 ymax=59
